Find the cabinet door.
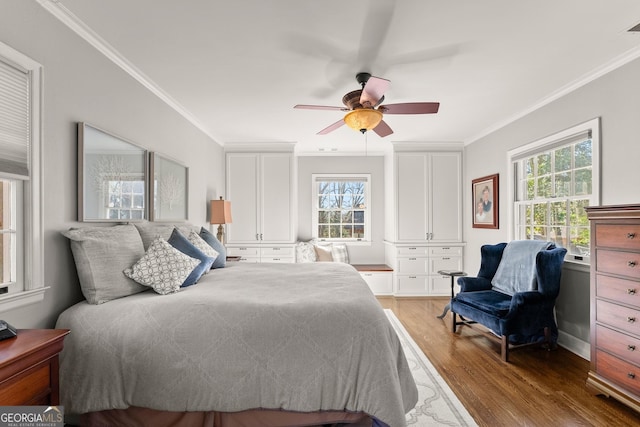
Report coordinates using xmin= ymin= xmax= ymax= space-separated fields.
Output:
xmin=397 ymin=153 xmax=427 ymax=241
xmin=429 ymin=152 xmax=462 ymax=242
xmin=260 ymin=154 xmax=294 ymax=242
xmin=226 ymin=154 xmax=259 ymax=243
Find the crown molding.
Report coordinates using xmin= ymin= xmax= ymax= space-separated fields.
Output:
xmin=465 ymin=44 xmax=640 ymax=145
xmin=36 ymin=0 xmax=220 ymax=146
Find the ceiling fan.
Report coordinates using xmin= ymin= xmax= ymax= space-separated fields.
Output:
xmin=294 ymin=72 xmax=439 ymax=137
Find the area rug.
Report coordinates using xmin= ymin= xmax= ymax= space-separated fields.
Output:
xmin=385 ymin=309 xmax=478 ymax=427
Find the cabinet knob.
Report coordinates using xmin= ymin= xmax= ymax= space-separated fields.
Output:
xmin=628 ymin=233 xmax=637 ymax=239
xmin=628 ymin=344 xmax=636 ymax=351
xmin=628 ymin=261 xmax=637 ymax=268
xmin=628 ymin=372 xmax=636 ymax=379
xmin=628 ymin=289 xmax=637 ymax=295
xmin=628 ymin=317 xmax=637 ymax=323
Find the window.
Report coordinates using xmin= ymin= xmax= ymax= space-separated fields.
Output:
xmin=312 ymin=174 xmax=371 ymax=242
xmin=0 ymin=42 xmax=44 ymax=310
xmin=509 ymin=118 xmax=600 ymax=264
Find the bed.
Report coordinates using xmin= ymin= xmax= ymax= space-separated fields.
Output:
xmin=56 ymin=261 xmax=418 ymax=427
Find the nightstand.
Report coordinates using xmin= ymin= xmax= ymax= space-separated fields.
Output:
xmin=0 ymin=329 xmax=70 ymax=405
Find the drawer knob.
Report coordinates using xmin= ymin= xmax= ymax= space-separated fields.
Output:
xmin=628 ymin=344 xmax=636 ymax=351
xmin=628 ymin=261 xmax=637 ymax=268
xmin=628 ymin=373 xmax=636 ymax=379
xmin=628 ymin=289 xmax=637 ymax=295
xmin=628 ymin=317 xmax=637 ymax=323
xmin=628 ymin=233 xmax=637 ymax=239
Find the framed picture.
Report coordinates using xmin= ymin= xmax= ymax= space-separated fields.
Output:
xmin=472 ymin=173 xmax=499 ymax=229
xmin=149 ymin=152 xmax=188 ymax=222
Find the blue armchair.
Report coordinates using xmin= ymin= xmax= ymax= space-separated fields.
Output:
xmin=450 ymin=241 xmax=567 ymax=362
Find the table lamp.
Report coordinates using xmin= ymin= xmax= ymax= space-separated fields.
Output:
xmin=210 ymin=197 xmax=232 ymax=245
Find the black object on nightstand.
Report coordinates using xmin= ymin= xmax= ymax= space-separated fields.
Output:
xmin=436 ymin=270 xmax=466 ymax=319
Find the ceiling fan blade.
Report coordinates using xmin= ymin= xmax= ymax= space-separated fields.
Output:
xmin=379 ymin=102 xmax=440 ymax=114
xmin=318 ymin=119 xmax=346 ymax=135
xmin=373 ymin=120 xmax=393 ymax=137
xmin=360 ymin=76 xmax=390 ymax=107
xmin=294 ymin=104 xmax=346 ymax=111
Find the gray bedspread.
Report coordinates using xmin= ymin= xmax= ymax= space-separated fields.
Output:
xmin=56 ymin=262 xmax=418 ymax=427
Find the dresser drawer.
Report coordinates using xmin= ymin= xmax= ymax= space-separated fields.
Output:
xmin=597 ymin=324 xmax=640 ymax=366
xmin=0 ymin=363 xmax=50 ymax=405
xmin=596 ymin=274 xmax=640 ymax=308
xmin=396 ymin=246 xmax=428 ymax=256
xmin=227 ymin=247 xmax=259 ymax=257
xmin=596 ymin=349 xmax=640 ymax=396
xmin=596 ymin=224 xmax=640 ymax=251
xmin=429 ymin=246 xmax=463 ymax=256
xmin=597 ymin=299 xmax=640 ymax=336
xmin=597 ymin=249 xmax=640 ymax=279
xmin=431 ymin=256 xmax=462 ymax=272
xmin=260 ymin=247 xmax=294 ymax=257
xmin=396 ymin=275 xmax=428 ymax=294
xmin=260 ymin=257 xmax=294 ymax=263
xmin=398 ymin=257 xmax=429 ymax=274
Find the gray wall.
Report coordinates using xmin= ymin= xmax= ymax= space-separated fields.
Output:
xmin=0 ymin=2 xmax=224 ymax=328
xmin=464 ymin=56 xmax=640 ymax=354
xmin=297 ymin=156 xmax=386 ymax=264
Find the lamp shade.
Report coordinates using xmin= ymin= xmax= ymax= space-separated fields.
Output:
xmin=344 ymin=109 xmax=383 ymax=133
xmin=210 ymin=197 xmax=232 ymax=224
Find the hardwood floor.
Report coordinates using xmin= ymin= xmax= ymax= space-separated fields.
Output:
xmin=377 ymin=297 xmax=640 ymax=427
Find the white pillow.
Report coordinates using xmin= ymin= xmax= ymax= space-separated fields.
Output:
xmin=124 ymin=238 xmax=200 ymax=295
xmin=314 ymin=243 xmax=334 ymax=262
xmin=187 ymin=230 xmax=220 ymax=265
xmin=331 ymin=243 xmax=350 ymax=263
xmin=296 ymin=241 xmax=317 ymax=263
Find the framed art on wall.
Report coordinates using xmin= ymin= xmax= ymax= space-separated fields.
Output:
xmin=472 ymin=173 xmax=499 ymax=229
xmin=149 ymin=152 xmax=188 ymax=222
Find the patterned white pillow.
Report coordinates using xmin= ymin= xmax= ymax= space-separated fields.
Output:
xmin=124 ymin=238 xmax=200 ymax=295
xmin=295 ymin=241 xmax=317 ymax=263
xmin=187 ymin=230 xmax=220 ymax=264
xmin=331 ymin=243 xmax=350 ymax=263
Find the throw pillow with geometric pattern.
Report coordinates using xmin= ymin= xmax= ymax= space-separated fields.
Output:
xmin=187 ymin=230 xmax=220 ymax=266
xmin=124 ymin=237 xmax=200 ymax=295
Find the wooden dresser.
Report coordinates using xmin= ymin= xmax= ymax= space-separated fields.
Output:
xmin=0 ymin=329 xmax=69 ymax=405
xmin=586 ymin=204 xmax=640 ymax=412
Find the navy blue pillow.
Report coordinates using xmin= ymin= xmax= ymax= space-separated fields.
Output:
xmin=199 ymin=227 xmax=226 ymax=268
xmin=167 ymin=228 xmax=214 ymax=287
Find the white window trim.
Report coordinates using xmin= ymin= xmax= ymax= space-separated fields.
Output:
xmin=0 ymin=42 xmax=47 ymax=312
xmin=311 ymin=173 xmax=372 ymax=244
xmin=506 ymin=117 xmax=600 ymax=265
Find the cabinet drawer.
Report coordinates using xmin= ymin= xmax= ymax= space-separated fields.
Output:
xmin=396 ymin=276 xmax=428 ymax=294
xmin=226 ymin=247 xmax=259 ymax=256
xmin=596 ymin=274 xmax=640 ymax=308
xmin=260 ymin=247 xmax=294 ymax=257
xmin=597 ymin=249 xmax=640 ymax=279
xmin=431 ymin=256 xmax=462 ymax=272
xmin=236 ymin=257 xmax=259 ymax=263
xmin=430 ymin=246 xmax=462 ymax=256
xmin=597 ymin=299 xmax=640 ymax=336
xmin=596 ymin=224 xmax=640 ymax=251
xmin=0 ymin=363 xmax=50 ymax=405
xmin=398 ymin=257 xmax=429 ymax=274
xmin=596 ymin=349 xmax=640 ymax=396
xmin=430 ymin=275 xmax=457 ymax=295
xmin=360 ymin=272 xmax=393 ymax=295
xmin=261 ymin=257 xmax=294 ymax=263
xmin=397 ymin=246 xmax=428 ymax=256
xmin=597 ymin=324 xmax=640 ymax=366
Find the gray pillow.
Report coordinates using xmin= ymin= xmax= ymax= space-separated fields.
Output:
xmin=133 ymin=221 xmax=198 ymax=250
xmin=62 ymin=224 xmax=147 ymax=304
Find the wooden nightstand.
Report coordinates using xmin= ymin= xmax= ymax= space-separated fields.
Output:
xmin=0 ymin=329 xmax=69 ymax=405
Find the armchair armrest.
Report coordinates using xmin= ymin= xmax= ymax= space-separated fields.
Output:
xmin=457 ymin=276 xmax=492 ymax=292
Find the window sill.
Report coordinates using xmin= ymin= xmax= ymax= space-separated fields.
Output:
xmin=0 ymin=287 xmax=49 ymax=312
xmin=315 ymin=239 xmax=372 ymax=247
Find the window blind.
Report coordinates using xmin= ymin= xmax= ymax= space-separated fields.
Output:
xmin=0 ymin=59 xmax=30 ymax=178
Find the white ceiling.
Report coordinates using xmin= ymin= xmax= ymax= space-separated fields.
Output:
xmin=43 ymin=0 xmax=640 ymax=154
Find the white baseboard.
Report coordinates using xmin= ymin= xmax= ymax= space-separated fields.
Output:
xmin=558 ymin=330 xmax=590 ymax=361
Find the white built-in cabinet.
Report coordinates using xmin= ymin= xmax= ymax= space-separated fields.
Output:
xmin=385 ymin=145 xmax=464 ymax=296
xmin=225 ymin=146 xmax=296 ymax=262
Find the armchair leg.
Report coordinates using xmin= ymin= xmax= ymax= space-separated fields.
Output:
xmin=501 ymin=335 xmax=509 ymax=362
xmin=452 ymin=312 xmax=457 ymax=333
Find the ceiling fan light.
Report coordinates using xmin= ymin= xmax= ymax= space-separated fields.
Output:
xmin=343 ymin=109 xmax=383 ymax=133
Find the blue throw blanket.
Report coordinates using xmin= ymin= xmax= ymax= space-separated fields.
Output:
xmin=491 ymin=240 xmax=553 ymax=295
